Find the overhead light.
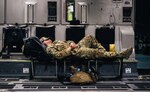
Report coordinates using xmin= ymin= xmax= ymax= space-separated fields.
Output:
xmin=25 ymin=0 xmax=37 ymax=4
xmin=24 ymin=0 xmax=37 ymax=23
xmin=78 ymin=2 xmax=87 ymax=5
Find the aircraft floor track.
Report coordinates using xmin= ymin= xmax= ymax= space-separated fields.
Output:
xmin=0 ymin=78 xmax=150 ymax=92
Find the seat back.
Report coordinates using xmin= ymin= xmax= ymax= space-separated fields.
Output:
xmin=66 ymin=27 xmax=85 ymax=43
xmin=3 ymin=27 xmax=27 ymax=53
xmin=35 ymin=26 xmax=55 ymax=41
xmin=96 ymin=27 xmax=115 ymax=51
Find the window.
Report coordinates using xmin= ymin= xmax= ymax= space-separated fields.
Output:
xmin=123 ymin=7 xmax=132 ymax=22
xmin=66 ymin=0 xmax=75 ymax=22
xmin=48 ymin=1 xmax=57 ymax=22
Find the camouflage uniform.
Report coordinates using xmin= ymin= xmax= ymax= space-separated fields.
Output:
xmin=46 ymin=35 xmax=119 ymax=59
xmin=72 ymin=35 xmax=118 ymax=59
xmin=46 ymin=40 xmax=74 ymax=59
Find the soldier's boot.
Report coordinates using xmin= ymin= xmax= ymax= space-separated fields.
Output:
xmin=119 ymin=47 xmax=133 ymax=59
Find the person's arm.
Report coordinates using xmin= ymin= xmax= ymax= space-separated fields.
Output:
xmin=95 ymin=42 xmax=106 ymax=51
xmin=46 ymin=45 xmax=72 ymax=59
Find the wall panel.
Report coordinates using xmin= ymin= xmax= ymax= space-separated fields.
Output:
xmin=6 ymin=0 xmax=24 ymax=24
xmin=35 ymin=0 xmax=60 ymax=24
xmin=0 ymin=0 xmax=4 ymax=24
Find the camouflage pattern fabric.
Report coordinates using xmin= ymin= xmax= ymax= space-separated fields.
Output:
xmin=46 ymin=40 xmax=74 ymax=59
xmin=46 ymin=35 xmax=119 ymax=59
xmin=72 ymin=35 xmax=118 ymax=59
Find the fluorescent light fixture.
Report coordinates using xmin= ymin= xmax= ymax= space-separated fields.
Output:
xmin=25 ymin=0 xmax=37 ymax=4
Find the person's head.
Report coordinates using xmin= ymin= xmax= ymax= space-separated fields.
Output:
xmin=40 ymin=37 xmax=52 ymax=46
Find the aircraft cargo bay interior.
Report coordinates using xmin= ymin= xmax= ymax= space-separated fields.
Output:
xmin=0 ymin=0 xmax=150 ymax=92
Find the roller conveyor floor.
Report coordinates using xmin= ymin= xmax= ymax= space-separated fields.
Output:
xmin=0 ymin=78 xmax=150 ymax=92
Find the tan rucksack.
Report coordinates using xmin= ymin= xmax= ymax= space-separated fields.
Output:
xmin=70 ymin=71 xmax=94 ymax=84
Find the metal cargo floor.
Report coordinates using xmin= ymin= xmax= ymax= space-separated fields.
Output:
xmin=0 ymin=78 xmax=150 ymax=92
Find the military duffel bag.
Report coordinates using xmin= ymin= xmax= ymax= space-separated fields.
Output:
xmin=70 ymin=71 xmax=95 ymax=84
